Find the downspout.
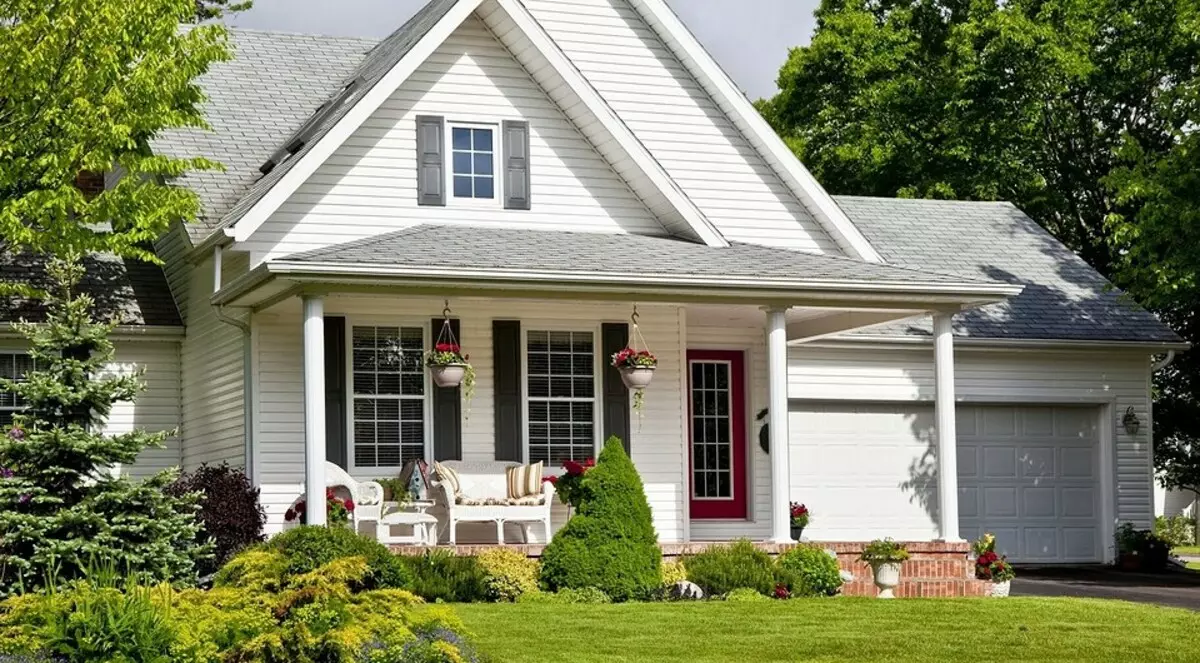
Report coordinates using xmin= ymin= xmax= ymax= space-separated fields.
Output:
xmin=1152 ymin=351 xmax=1177 ymax=372
xmin=211 ymin=244 xmax=256 ymax=482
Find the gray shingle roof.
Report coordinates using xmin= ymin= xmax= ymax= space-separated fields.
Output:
xmin=153 ymin=29 xmax=379 ymax=244
xmin=0 ymin=254 xmax=181 ymax=327
xmin=160 ymin=1 xmax=456 ymax=246
xmin=834 ymin=196 xmax=1181 ymax=344
xmin=280 ymin=224 xmax=1002 ymax=287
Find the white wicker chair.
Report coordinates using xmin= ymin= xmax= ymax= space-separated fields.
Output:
xmin=432 ymin=461 xmax=555 ymax=545
xmin=324 ymin=461 xmax=385 ymax=533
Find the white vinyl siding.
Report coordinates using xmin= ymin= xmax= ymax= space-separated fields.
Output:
xmin=252 ymin=296 xmax=685 ymax=542
xmin=350 ymin=324 xmax=428 ymax=470
xmin=241 ymin=15 xmax=668 ymax=265
xmin=524 ymin=329 xmax=598 ymax=464
xmin=521 ymin=0 xmax=842 ymax=254
xmin=180 ymin=253 xmax=248 ymax=470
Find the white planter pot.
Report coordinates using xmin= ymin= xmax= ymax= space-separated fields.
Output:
xmin=430 ymin=363 xmax=467 ymax=388
xmin=989 ymin=580 xmax=1011 ymax=598
xmin=872 ymin=562 xmax=903 ymax=599
xmin=620 ymin=366 xmax=656 ymax=389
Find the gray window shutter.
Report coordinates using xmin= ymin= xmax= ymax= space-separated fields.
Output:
xmin=432 ymin=318 xmax=462 ymax=461
xmin=324 ymin=317 xmax=348 ymax=468
xmin=502 ymin=120 xmax=530 ymax=210
xmin=417 ymin=115 xmax=445 ymax=206
xmin=493 ymin=320 xmax=523 ymax=462
xmin=602 ymin=323 xmax=631 ymax=454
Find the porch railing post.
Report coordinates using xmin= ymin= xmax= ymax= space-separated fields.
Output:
xmin=765 ymin=307 xmax=792 ymax=543
xmin=934 ymin=312 xmax=962 ymax=542
xmin=303 ymin=294 xmax=327 ymax=527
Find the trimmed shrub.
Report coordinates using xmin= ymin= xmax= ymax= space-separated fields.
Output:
xmin=167 ymin=463 xmax=266 ymax=575
xmin=777 ymin=545 xmax=844 ymax=597
xmin=477 ymin=548 xmax=540 ymax=602
xmin=267 ymin=525 xmax=413 ymax=590
xmin=1155 ymin=514 xmax=1196 ymax=548
xmin=660 ymin=560 xmax=687 ymax=587
xmin=723 ymin=588 xmax=771 ymax=603
xmin=684 ymin=539 xmax=775 ymax=596
xmin=400 ymin=550 xmax=488 ymax=603
xmin=539 ymin=437 xmax=661 ymax=601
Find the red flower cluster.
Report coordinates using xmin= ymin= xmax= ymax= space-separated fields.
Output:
xmin=611 ymin=347 xmax=657 ymax=369
xmin=773 ymin=584 xmax=791 ymax=600
xmin=976 ymin=551 xmax=999 ymax=567
xmin=789 ymin=503 xmax=809 ymax=519
xmin=285 ymin=488 xmax=355 ymax=524
xmin=434 ymin=342 xmax=461 ymax=354
xmin=562 ymin=458 xmax=595 ymax=477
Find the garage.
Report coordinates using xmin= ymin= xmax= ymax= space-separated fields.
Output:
xmin=791 ymin=403 xmax=1105 ymax=563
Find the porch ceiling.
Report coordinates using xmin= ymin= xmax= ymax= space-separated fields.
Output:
xmin=213 ymin=226 xmax=1023 ymax=312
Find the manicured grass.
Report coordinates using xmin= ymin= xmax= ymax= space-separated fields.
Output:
xmin=457 ymin=599 xmax=1200 ymax=662
xmin=1187 ymin=561 xmax=1200 ymax=571
xmin=1173 ymin=545 xmax=1200 ymax=556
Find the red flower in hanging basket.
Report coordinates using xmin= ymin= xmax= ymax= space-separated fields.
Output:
xmin=426 ymin=343 xmax=468 ymax=366
xmin=611 ymin=347 xmax=657 ymax=369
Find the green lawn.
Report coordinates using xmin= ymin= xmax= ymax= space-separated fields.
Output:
xmin=457 ymin=599 xmax=1200 ymax=662
xmin=1173 ymin=545 xmax=1200 ymax=556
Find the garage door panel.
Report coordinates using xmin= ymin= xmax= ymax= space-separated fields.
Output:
xmin=957 ymin=405 xmax=1102 ymax=563
xmin=1020 ymin=447 xmax=1055 ymax=479
xmin=958 ymin=486 xmax=979 ymax=518
xmin=957 ymin=446 xmax=978 ymax=478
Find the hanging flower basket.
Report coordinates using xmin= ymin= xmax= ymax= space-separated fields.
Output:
xmin=612 ymin=347 xmax=657 ymax=415
xmin=426 ymin=342 xmax=475 ymax=393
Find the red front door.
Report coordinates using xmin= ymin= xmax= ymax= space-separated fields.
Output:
xmin=687 ymin=350 xmax=747 ymax=519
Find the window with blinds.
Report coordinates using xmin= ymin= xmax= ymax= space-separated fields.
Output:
xmin=0 ymin=353 xmax=32 ymax=427
xmin=526 ymin=330 xmax=597 ymax=464
xmin=352 ymin=326 xmax=426 ymax=469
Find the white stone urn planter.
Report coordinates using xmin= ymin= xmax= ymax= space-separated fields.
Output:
xmin=989 ymin=580 xmax=1011 ymax=598
xmin=620 ymin=365 xmax=656 ymax=389
xmin=430 ymin=363 xmax=468 ymax=388
xmin=871 ymin=562 xmax=902 ymax=599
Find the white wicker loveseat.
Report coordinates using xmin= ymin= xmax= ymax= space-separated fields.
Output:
xmin=432 ymin=461 xmax=555 ymax=545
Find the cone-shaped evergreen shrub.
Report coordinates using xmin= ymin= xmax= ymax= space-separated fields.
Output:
xmin=539 ymin=436 xmax=661 ymax=601
xmin=0 ymin=259 xmax=208 ymax=593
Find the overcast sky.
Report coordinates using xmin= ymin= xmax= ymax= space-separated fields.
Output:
xmin=224 ymin=0 xmax=821 ymax=100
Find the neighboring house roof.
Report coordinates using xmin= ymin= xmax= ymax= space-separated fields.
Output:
xmin=835 ymin=196 xmax=1182 ymax=345
xmin=0 ymin=253 xmax=182 ymax=328
xmin=277 ymin=225 xmax=1007 ymax=292
xmin=153 ymin=29 xmax=378 ymax=245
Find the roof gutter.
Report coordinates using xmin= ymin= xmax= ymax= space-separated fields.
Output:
xmin=210 ymin=244 xmax=256 ymax=481
xmin=806 ymin=334 xmax=1191 ymax=353
xmin=1153 ymin=351 xmax=1178 ymax=371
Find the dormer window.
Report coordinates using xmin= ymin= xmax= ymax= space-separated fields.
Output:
xmin=450 ymin=124 xmax=496 ymax=200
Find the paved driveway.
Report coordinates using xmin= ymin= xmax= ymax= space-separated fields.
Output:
xmin=1012 ymin=565 xmax=1200 ymax=610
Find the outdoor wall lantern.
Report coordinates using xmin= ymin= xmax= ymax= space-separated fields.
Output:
xmin=1122 ymin=406 xmax=1141 ymax=437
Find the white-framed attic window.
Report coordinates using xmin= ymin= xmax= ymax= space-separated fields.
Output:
xmin=448 ymin=122 xmax=499 ymax=202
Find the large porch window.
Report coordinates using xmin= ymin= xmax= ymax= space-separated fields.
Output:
xmin=350 ymin=325 xmax=427 ymax=470
xmin=525 ymin=330 xmax=598 ymax=464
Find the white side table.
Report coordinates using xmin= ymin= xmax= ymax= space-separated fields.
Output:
xmin=377 ymin=500 xmax=439 ymax=545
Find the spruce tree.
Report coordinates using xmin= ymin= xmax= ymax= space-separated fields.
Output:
xmin=0 ymin=258 xmax=208 ymax=592
xmin=540 ymin=437 xmax=661 ymax=601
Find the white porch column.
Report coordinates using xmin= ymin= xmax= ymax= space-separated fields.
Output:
xmin=303 ymin=295 xmax=327 ymax=526
xmin=933 ymin=312 xmax=961 ymax=541
xmin=766 ymin=307 xmax=793 ymax=543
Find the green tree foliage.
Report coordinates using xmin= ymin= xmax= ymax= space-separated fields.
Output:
xmin=195 ymin=0 xmax=253 ymax=21
xmin=539 ymin=437 xmax=661 ymax=602
xmin=0 ymin=259 xmax=209 ymax=593
xmin=759 ymin=0 xmax=1200 ymax=494
xmin=0 ymin=0 xmax=229 ymax=266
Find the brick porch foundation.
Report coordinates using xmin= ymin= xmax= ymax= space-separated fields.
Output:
xmin=391 ymin=540 xmax=989 ymax=598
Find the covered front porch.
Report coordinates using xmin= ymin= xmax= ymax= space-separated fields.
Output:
xmin=212 ymin=226 xmax=1020 ymax=545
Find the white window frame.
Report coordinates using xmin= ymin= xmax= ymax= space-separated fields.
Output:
xmin=521 ymin=324 xmax=602 ymax=466
xmin=345 ymin=318 xmax=432 ymax=474
xmin=688 ymin=357 xmax=736 ymax=503
xmin=0 ymin=351 xmax=32 ymax=427
xmin=446 ymin=121 xmax=501 ymax=207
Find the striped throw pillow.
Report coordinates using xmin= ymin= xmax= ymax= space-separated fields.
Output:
xmin=433 ymin=461 xmax=461 ymax=497
xmin=506 ymin=462 xmax=543 ymax=499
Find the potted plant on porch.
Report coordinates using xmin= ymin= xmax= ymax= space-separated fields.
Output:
xmin=860 ymin=538 xmax=909 ymax=599
xmin=972 ymin=533 xmax=1016 ymax=597
xmin=612 ymin=347 xmax=657 ymax=414
xmin=789 ymin=502 xmax=809 ymax=541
